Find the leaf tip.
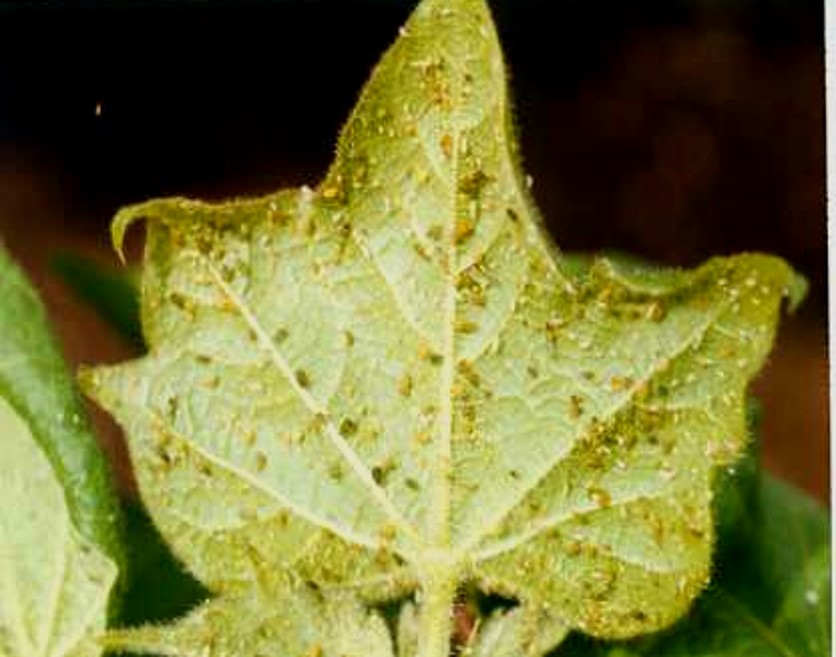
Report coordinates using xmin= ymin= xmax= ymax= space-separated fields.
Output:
xmin=727 ymin=253 xmax=808 ymax=315
xmin=784 ymin=270 xmax=808 ymax=314
xmin=111 ymin=207 xmax=142 ymax=265
xmin=111 ymin=198 xmax=177 ymax=264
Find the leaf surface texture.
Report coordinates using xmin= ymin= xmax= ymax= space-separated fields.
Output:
xmin=82 ymin=0 xmax=804 ymax=654
xmin=555 ymin=473 xmax=831 ymax=657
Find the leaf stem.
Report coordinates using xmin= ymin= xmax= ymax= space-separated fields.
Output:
xmin=417 ymin=555 xmax=458 ymax=657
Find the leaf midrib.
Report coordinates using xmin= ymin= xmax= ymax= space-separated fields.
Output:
xmin=426 ymin=123 xmax=460 ymax=552
xmin=199 ymin=255 xmax=422 ymax=552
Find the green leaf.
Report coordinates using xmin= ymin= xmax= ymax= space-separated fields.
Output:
xmin=0 ymin=245 xmax=122 ymax=654
xmin=470 ymin=606 xmax=570 ymax=657
xmin=51 ymin=252 xmax=142 ymax=348
xmin=120 ymin=504 xmax=206 ymax=627
xmin=717 ymin=474 xmax=829 ymax=623
xmin=555 ymin=474 xmax=830 ymax=657
xmin=773 ymin=546 xmax=830 ymax=657
xmin=712 ymin=471 xmax=830 ymax=657
xmin=0 ymin=245 xmax=124 ymax=585
xmin=103 ymin=577 xmax=394 ymax=657
xmin=0 ymin=395 xmax=118 ymax=657
xmin=80 ymin=0 xmax=803 ymax=655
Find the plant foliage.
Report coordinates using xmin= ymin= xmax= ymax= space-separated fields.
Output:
xmin=0 ymin=246 xmax=119 ymax=657
xmin=77 ymin=0 xmax=810 ymax=655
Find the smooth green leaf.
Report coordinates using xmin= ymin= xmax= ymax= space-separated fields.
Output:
xmin=0 ymin=246 xmax=124 ymax=575
xmin=81 ymin=0 xmax=803 ymax=655
xmin=0 ymin=245 xmax=122 ymax=654
xmin=0 ymin=396 xmax=117 ymax=657
xmin=773 ymin=546 xmax=830 ymax=657
xmin=51 ymin=252 xmax=142 ymax=348
xmin=717 ymin=474 xmax=829 ymax=624
xmin=119 ymin=504 xmax=206 ymax=627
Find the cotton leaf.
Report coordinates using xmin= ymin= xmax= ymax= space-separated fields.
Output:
xmin=0 ymin=246 xmax=123 ymax=572
xmin=470 ymin=606 xmax=570 ymax=657
xmin=555 ymin=474 xmax=830 ymax=657
xmin=51 ymin=252 xmax=142 ymax=348
xmin=0 ymin=397 xmax=117 ymax=657
xmin=81 ymin=0 xmax=803 ymax=654
xmin=0 ymin=245 xmax=121 ymax=655
xmin=102 ymin=574 xmax=393 ymax=657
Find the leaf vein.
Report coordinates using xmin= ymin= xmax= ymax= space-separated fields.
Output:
xmin=200 ymin=256 xmax=422 ymax=551
xmin=463 ymin=301 xmax=729 ymax=553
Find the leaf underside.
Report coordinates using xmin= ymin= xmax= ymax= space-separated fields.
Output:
xmin=555 ymin=472 xmax=831 ymax=657
xmin=81 ymin=0 xmax=805 ymax=655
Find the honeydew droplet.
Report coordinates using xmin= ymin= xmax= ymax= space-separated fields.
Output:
xmin=659 ymin=467 xmax=677 ymax=481
xmin=805 ymin=589 xmax=820 ymax=605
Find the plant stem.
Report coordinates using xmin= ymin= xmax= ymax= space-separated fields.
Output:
xmin=417 ymin=557 xmax=457 ymax=657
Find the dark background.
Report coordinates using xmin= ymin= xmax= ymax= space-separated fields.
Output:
xmin=0 ymin=0 xmax=827 ymax=501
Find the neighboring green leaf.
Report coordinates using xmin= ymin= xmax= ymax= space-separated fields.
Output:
xmin=555 ymin=473 xmax=831 ymax=657
xmin=0 ymin=395 xmax=117 ymax=657
xmin=80 ymin=0 xmax=804 ymax=655
xmin=774 ymin=546 xmax=830 ymax=657
xmin=0 ymin=245 xmax=124 ymax=585
xmin=120 ymin=504 xmax=206 ymax=627
xmin=51 ymin=252 xmax=142 ymax=347
xmin=717 ymin=474 xmax=829 ymax=623
xmin=396 ymin=603 xmax=419 ymax=657
xmin=711 ymin=399 xmax=762 ymax=552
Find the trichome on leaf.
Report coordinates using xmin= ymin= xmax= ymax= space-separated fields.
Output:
xmin=75 ymin=0 xmax=809 ymax=656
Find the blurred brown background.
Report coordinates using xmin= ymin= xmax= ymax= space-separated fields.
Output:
xmin=0 ymin=0 xmax=827 ymax=502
